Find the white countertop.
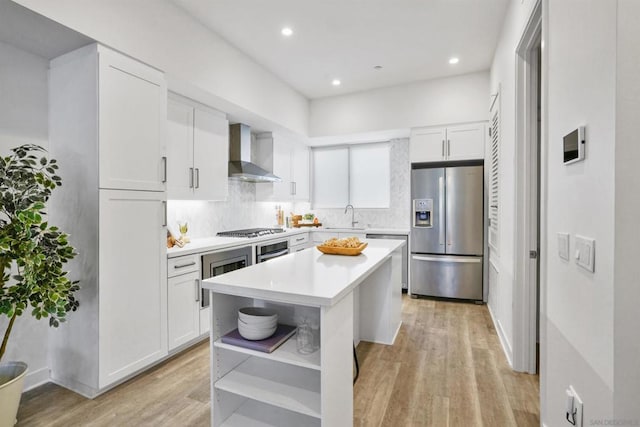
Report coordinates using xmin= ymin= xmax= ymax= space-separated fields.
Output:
xmin=167 ymin=227 xmax=409 ymax=258
xmin=202 ymin=239 xmax=406 ymax=307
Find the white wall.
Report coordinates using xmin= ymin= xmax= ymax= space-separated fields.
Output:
xmin=0 ymin=40 xmax=51 ymax=390
xmin=13 ymin=0 xmax=309 ymax=136
xmin=309 ymin=72 xmax=489 ymax=137
xmin=614 ymin=0 xmax=640 ymax=420
xmin=542 ymin=0 xmax=618 ymax=423
xmin=487 ymin=0 xmax=539 ymax=366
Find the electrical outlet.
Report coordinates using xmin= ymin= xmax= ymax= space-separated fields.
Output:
xmin=566 ymin=385 xmax=583 ymax=426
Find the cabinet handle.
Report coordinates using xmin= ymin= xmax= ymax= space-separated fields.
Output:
xmin=195 ymin=279 xmax=200 ymax=302
xmin=293 ymin=181 xmax=297 ymax=195
xmin=441 ymin=140 xmax=445 ymax=157
xmin=174 ymin=261 xmax=196 ymax=269
xmin=161 ymin=157 xmax=167 ymax=183
xmin=296 ymin=237 xmax=305 ymax=242
xmin=162 ymin=201 xmax=167 ymax=227
xmin=195 ymin=168 xmax=200 ymax=189
xmin=447 ymin=140 xmax=451 ymax=157
xmin=189 ymin=168 xmax=194 ymax=188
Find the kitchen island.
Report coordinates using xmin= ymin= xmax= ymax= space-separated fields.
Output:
xmin=202 ymin=239 xmax=405 ymax=426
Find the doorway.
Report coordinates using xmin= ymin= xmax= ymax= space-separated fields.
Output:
xmin=513 ymin=0 xmax=543 ymax=375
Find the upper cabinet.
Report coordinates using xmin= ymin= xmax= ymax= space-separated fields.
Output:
xmin=255 ymin=134 xmax=310 ymax=202
xmin=410 ymin=123 xmax=486 ymax=163
xmin=167 ymin=95 xmax=229 ymax=201
xmin=97 ymin=47 xmax=167 ymax=192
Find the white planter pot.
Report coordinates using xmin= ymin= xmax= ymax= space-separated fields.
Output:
xmin=0 ymin=362 xmax=28 ymax=427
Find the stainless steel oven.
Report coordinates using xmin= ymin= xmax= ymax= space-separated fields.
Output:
xmin=201 ymin=246 xmax=252 ymax=308
xmin=256 ymin=239 xmax=289 ymax=263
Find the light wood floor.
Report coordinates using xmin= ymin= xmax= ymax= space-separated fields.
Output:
xmin=17 ymin=296 xmax=539 ymax=427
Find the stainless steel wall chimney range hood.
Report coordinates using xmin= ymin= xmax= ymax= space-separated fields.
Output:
xmin=228 ymin=123 xmax=281 ymax=183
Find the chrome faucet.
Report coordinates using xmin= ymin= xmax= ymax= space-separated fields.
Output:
xmin=344 ymin=204 xmax=358 ymax=228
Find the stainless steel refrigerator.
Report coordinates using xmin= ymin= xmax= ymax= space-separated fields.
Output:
xmin=410 ymin=165 xmax=484 ymax=300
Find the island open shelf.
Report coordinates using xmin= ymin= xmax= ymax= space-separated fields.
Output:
xmin=219 ymin=400 xmax=321 ymax=427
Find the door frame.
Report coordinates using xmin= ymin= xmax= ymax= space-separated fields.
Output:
xmin=513 ymin=0 xmax=544 ymax=374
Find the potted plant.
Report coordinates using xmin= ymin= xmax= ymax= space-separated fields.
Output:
xmin=0 ymin=144 xmax=79 ymax=426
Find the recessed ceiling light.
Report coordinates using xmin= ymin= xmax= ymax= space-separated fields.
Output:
xmin=332 ymin=79 xmax=341 ymax=86
xmin=281 ymin=27 xmax=293 ymax=37
xmin=449 ymin=57 xmax=460 ymax=65
xmin=374 ymin=65 xmax=383 ymax=70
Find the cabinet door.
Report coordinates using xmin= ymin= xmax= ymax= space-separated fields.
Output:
xmin=291 ymin=144 xmax=310 ymax=202
xmin=98 ymin=47 xmax=167 ymax=192
xmin=446 ymin=123 xmax=485 ymax=161
xmin=98 ymin=189 xmax=167 ymax=388
xmin=193 ymin=108 xmax=229 ymax=201
xmin=168 ymin=271 xmax=200 ymax=351
xmin=410 ymin=127 xmax=446 ymax=163
xmin=167 ymin=99 xmax=195 ymax=199
xmin=272 ymin=138 xmax=292 ymax=200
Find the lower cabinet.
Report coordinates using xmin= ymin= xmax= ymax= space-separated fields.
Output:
xmin=168 ymin=254 xmax=208 ymax=351
xmin=168 ymin=270 xmax=200 ymax=350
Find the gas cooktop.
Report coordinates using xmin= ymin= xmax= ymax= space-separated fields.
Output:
xmin=216 ymin=228 xmax=285 ymax=238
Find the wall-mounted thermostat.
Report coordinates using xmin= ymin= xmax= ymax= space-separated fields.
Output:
xmin=563 ymin=126 xmax=585 ymax=165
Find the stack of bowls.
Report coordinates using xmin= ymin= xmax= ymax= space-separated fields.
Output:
xmin=238 ymin=307 xmax=278 ymax=340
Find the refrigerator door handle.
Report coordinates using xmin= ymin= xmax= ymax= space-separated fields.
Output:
xmin=412 ymin=255 xmax=482 ymax=264
xmin=438 ymin=176 xmax=445 ymax=246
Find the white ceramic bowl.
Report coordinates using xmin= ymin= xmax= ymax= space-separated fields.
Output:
xmin=238 ymin=307 xmax=278 ymax=325
xmin=238 ymin=317 xmax=277 ymax=329
xmin=238 ymin=323 xmax=277 ymax=340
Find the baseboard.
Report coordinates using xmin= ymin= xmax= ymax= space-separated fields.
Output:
xmin=50 ymin=375 xmax=99 ymax=399
xmin=487 ymin=303 xmax=513 ymax=368
xmin=23 ymin=367 xmax=50 ymax=392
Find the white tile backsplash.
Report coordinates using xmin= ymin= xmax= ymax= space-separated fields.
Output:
xmin=167 ymin=180 xmax=293 ymax=239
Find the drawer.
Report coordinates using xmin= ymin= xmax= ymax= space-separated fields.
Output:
xmin=168 ymin=254 xmax=200 ymax=278
xmin=289 ymin=233 xmax=309 ymax=247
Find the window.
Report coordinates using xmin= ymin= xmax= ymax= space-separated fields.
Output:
xmin=312 ymin=142 xmax=390 ymax=208
xmin=489 ymin=92 xmax=500 ymax=251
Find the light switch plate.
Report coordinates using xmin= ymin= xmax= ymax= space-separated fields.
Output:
xmin=558 ymin=233 xmax=570 ymax=261
xmin=575 ymin=235 xmax=595 ymax=272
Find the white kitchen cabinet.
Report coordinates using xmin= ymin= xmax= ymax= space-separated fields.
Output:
xmin=99 ymin=190 xmax=168 ymax=387
xmin=289 ymin=233 xmax=313 ymax=252
xmin=256 ymin=134 xmax=310 ymax=202
xmin=410 ymin=123 xmax=486 ymax=163
xmin=97 ymin=46 xmax=167 ymax=192
xmin=167 ymin=96 xmax=229 ymax=201
xmin=48 ymin=43 xmax=169 ymax=397
xmin=167 ymin=255 xmax=201 ymax=351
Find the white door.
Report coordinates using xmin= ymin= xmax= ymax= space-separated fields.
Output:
xmin=409 ymin=127 xmax=446 ymax=163
xmin=193 ymin=108 xmax=229 ymax=201
xmin=168 ymin=271 xmax=200 ymax=350
xmin=446 ymin=123 xmax=485 ymax=161
xmin=98 ymin=47 xmax=167 ymax=192
xmin=98 ymin=189 xmax=167 ymax=388
xmin=167 ymin=99 xmax=195 ymax=199
xmin=292 ymin=144 xmax=310 ymax=202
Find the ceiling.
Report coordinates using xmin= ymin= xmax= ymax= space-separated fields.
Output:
xmin=171 ymin=0 xmax=509 ymax=99
xmin=0 ymin=0 xmax=92 ymax=59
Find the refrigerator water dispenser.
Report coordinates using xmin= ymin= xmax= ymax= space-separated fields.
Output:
xmin=413 ymin=199 xmax=433 ymax=227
